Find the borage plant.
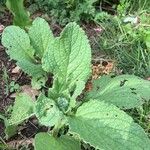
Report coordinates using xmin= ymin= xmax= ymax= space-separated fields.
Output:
xmin=2 ymin=17 xmax=150 ymax=150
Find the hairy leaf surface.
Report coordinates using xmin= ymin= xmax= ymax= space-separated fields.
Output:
xmin=2 ymin=25 xmax=45 ymax=78
xmin=42 ymin=22 xmax=91 ymax=89
xmin=17 ymin=60 xmax=44 ymax=77
xmin=8 ymin=93 xmax=34 ymax=125
xmin=72 ymin=81 xmax=85 ymax=100
xmin=2 ymin=26 xmax=34 ymax=61
xmin=35 ymin=95 xmax=63 ymax=127
xmin=86 ymin=75 xmax=150 ymax=109
xmin=31 ymin=76 xmax=47 ymax=89
xmin=68 ymin=100 xmax=150 ymax=150
xmin=34 ymin=133 xmax=80 ymax=150
xmin=29 ymin=17 xmax=54 ymax=58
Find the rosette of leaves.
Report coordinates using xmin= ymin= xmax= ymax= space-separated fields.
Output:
xmin=2 ymin=17 xmax=54 ymax=89
xmin=2 ymin=17 xmax=150 ymax=149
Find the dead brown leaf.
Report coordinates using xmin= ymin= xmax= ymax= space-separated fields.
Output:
xmin=10 ymin=85 xmax=39 ymax=100
xmin=12 ymin=66 xmax=21 ymax=74
xmin=92 ymin=65 xmax=105 ymax=79
xmin=92 ymin=61 xmax=114 ymax=79
xmin=146 ymin=77 xmax=150 ymax=81
xmin=102 ymin=61 xmax=114 ymax=74
xmin=85 ymin=81 xmax=93 ymax=92
xmin=21 ymin=85 xmax=39 ymax=100
xmin=0 ymin=24 xmax=5 ymax=33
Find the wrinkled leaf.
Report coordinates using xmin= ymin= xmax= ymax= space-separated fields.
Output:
xmin=68 ymin=100 xmax=150 ymax=150
xmin=2 ymin=25 xmax=45 ymax=78
xmin=48 ymin=77 xmax=71 ymax=100
xmin=31 ymin=76 xmax=47 ymax=90
xmin=86 ymin=75 xmax=150 ymax=109
xmin=29 ymin=17 xmax=54 ymax=58
xmin=2 ymin=26 xmax=34 ymax=61
xmin=17 ymin=60 xmax=44 ymax=77
xmin=42 ymin=22 xmax=91 ymax=90
xmin=35 ymin=95 xmax=63 ymax=127
xmin=8 ymin=93 xmax=34 ymax=125
xmin=69 ymin=81 xmax=85 ymax=108
xmin=71 ymin=81 xmax=85 ymax=100
xmin=34 ymin=133 xmax=80 ymax=150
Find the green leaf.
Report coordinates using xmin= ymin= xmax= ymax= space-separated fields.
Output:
xmin=86 ymin=75 xmax=150 ymax=109
xmin=48 ymin=78 xmax=70 ymax=100
xmin=0 ymin=114 xmax=17 ymax=139
xmin=2 ymin=25 xmax=45 ymax=78
xmin=17 ymin=60 xmax=44 ymax=77
xmin=31 ymin=76 xmax=47 ymax=90
xmin=0 ymin=143 xmax=9 ymax=150
xmin=69 ymin=81 xmax=85 ymax=109
xmin=57 ymin=97 xmax=69 ymax=112
xmin=68 ymin=100 xmax=150 ymax=150
xmin=29 ymin=17 xmax=54 ymax=58
xmin=71 ymin=81 xmax=85 ymax=100
xmin=145 ymin=34 xmax=150 ymax=49
xmin=5 ymin=124 xmax=17 ymax=140
xmin=34 ymin=133 xmax=80 ymax=150
xmin=2 ymin=26 xmax=34 ymax=61
xmin=35 ymin=95 xmax=63 ymax=127
xmin=42 ymin=22 xmax=91 ymax=89
xmin=6 ymin=0 xmax=31 ymax=28
xmin=8 ymin=93 xmax=34 ymax=125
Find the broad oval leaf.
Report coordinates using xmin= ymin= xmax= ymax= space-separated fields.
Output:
xmin=68 ymin=100 xmax=150 ymax=150
xmin=2 ymin=25 xmax=44 ymax=78
xmin=34 ymin=133 xmax=81 ymax=150
xmin=42 ymin=22 xmax=91 ymax=89
xmin=86 ymin=75 xmax=150 ymax=109
xmin=29 ymin=17 xmax=54 ymax=58
xmin=35 ymin=95 xmax=63 ymax=127
xmin=8 ymin=93 xmax=34 ymax=125
xmin=2 ymin=26 xmax=34 ymax=61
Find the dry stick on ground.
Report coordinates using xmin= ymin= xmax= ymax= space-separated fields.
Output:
xmin=6 ymin=138 xmax=33 ymax=149
xmin=0 ymin=136 xmax=8 ymax=147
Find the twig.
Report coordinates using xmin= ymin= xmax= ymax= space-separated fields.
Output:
xmin=6 ymin=138 xmax=33 ymax=149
